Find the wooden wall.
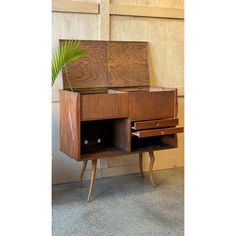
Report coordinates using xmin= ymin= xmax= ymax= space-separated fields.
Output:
xmin=52 ymin=0 xmax=184 ymax=184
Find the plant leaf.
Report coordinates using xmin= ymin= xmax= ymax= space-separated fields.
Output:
xmin=51 ymin=40 xmax=87 ymax=86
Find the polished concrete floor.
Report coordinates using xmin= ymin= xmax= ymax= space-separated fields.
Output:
xmin=52 ymin=167 xmax=184 ymax=236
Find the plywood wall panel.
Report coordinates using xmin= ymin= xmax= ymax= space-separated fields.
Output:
xmin=52 ymin=12 xmax=100 ymax=101
xmin=111 ymin=16 xmax=184 ymax=93
xmin=111 ymin=0 xmax=184 ymax=9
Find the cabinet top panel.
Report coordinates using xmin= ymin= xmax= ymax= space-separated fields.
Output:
xmin=60 ymin=40 xmax=149 ymax=90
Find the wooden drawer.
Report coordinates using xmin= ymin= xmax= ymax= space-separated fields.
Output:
xmin=132 ymin=127 xmax=183 ymax=138
xmin=132 ymin=118 xmax=179 ymax=130
xmin=129 ymin=90 xmax=177 ymax=121
xmin=81 ymin=93 xmax=128 ymax=121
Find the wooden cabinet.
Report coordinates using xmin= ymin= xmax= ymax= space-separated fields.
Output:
xmin=59 ymin=87 xmax=182 ymax=160
xmin=58 ymin=40 xmax=184 ymax=201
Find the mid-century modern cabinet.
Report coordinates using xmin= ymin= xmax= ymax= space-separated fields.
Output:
xmin=59 ymin=40 xmax=183 ymax=201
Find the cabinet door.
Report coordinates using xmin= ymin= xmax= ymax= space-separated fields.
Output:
xmin=81 ymin=93 xmax=128 ymax=121
xmin=129 ymin=90 xmax=177 ymax=121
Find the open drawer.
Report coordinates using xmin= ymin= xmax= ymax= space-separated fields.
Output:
xmin=132 ymin=127 xmax=183 ymax=138
xmin=132 ymin=118 xmax=179 ymax=130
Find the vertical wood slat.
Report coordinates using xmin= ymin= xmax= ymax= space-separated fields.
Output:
xmin=52 ymin=0 xmax=100 ymax=14
xmin=99 ymin=0 xmax=110 ymax=171
xmin=100 ymin=0 xmax=110 ymax=40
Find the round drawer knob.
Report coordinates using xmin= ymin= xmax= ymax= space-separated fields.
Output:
xmin=161 ymin=131 xmax=165 ymax=135
xmin=84 ymin=140 xmax=88 ymax=144
xmin=156 ymin=123 xmax=159 ymax=126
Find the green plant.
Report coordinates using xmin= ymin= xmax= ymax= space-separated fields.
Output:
xmin=51 ymin=40 xmax=86 ymax=89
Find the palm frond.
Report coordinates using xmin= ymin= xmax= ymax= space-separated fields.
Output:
xmin=51 ymin=40 xmax=86 ymax=87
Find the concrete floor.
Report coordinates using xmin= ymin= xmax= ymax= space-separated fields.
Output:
xmin=52 ymin=167 xmax=184 ymax=236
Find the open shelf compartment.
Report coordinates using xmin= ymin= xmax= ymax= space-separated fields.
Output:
xmin=81 ymin=118 xmax=129 ymax=157
xmin=131 ymin=134 xmax=178 ymax=152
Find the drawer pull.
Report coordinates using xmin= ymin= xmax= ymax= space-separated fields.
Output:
xmin=156 ymin=123 xmax=159 ymax=126
xmin=161 ymin=131 xmax=165 ymax=135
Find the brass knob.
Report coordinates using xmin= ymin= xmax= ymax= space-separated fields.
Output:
xmin=156 ymin=123 xmax=159 ymax=126
xmin=161 ymin=131 xmax=165 ymax=135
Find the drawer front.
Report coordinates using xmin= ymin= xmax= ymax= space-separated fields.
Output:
xmin=129 ymin=91 xmax=176 ymax=121
xmin=132 ymin=127 xmax=183 ymax=138
xmin=132 ymin=118 xmax=179 ymax=130
xmin=81 ymin=93 xmax=128 ymax=120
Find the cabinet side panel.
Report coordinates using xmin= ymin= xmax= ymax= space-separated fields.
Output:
xmin=59 ymin=90 xmax=80 ymax=160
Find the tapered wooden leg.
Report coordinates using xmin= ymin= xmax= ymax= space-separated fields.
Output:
xmin=139 ymin=153 xmax=144 ymax=178
xmin=87 ymin=159 xmax=97 ymax=202
xmin=149 ymin=151 xmax=157 ymax=187
xmin=79 ymin=160 xmax=88 ymax=188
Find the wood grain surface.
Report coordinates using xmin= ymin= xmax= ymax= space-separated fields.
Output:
xmin=61 ymin=40 xmax=109 ymax=90
xmin=81 ymin=93 xmax=128 ymax=120
xmin=129 ymin=90 xmax=176 ymax=121
xmin=107 ymin=41 xmax=149 ymax=87
xmin=59 ymin=90 xmax=80 ymax=160
xmin=60 ymin=40 xmax=149 ymax=89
